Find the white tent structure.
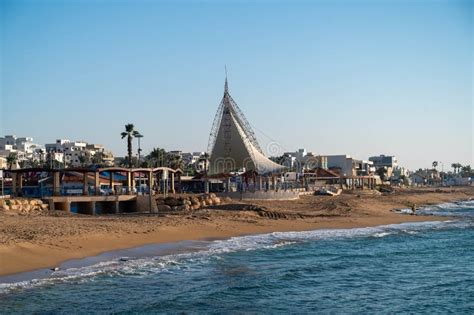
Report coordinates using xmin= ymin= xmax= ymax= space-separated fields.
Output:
xmin=207 ymin=78 xmax=286 ymax=176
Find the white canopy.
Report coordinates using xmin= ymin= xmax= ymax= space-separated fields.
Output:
xmin=207 ymin=79 xmax=286 ymax=175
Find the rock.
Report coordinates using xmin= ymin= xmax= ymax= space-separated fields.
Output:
xmin=40 ymin=204 xmax=49 ymax=210
xmin=164 ymin=197 xmax=180 ymax=207
xmin=157 ymin=204 xmax=172 ymax=212
xmin=192 ymin=204 xmax=200 ymax=210
xmin=213 ymin=197 xmax=221 ymax=205
xmin=210 ymin=193 xmax=216 ymax=199
xmin=2 ymin=205 xmax=9 ymax=211
xmin=10 ymin=205 xmax=20 ymax=211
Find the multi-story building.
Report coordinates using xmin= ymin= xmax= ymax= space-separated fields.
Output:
xmin=325 ymin=155 xmax=356 ymax=176
xmin=0 ymin=135 xmax=45 ymax=163
xmin=369 ymin=155 xmax=398 ymax=169
xmin=45 ymin=139 xmax=114 ymax=167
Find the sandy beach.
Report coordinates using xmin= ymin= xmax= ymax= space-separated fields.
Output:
xmin=1 ymin=186 xmax=473 ymax=277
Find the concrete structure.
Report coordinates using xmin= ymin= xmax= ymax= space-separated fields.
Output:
xmin=354 ymin=160 xmax=375 ymax=176
xmin=207 ymin=77 xmax=285 ymax=175
xmin=0 ymin=156 xmax=6 ymax=169
xmin=369 ymin=155 xmax=398 ymax=169
xmin=0 ymin=135 xmax=45 ymax=164
xmin=45 ymin=139 xmax=114 ymax=167
xmin=326 ymin=155 xmax=356 ymax=177
xmin=5 ymin=166 xmax=183 ymax=215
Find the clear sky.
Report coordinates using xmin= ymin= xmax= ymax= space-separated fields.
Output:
xmin=1 ymin=0 xmax=472 ymax=170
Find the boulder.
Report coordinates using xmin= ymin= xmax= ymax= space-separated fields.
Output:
xmin=164 ymin=197 xmax=180 ymax=207
xmin=2 ymin=205 xmax=9 ymax=211
xmin=213 ymin=197 xmax=221 ymax=205
xmin=157 ymin=204 xmax=172 ymax=212
xmin=40 ymin=204 xmax=49 ymax=210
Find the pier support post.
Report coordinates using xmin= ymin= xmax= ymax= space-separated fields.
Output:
xmin=114 ymin=201 xmax=120 ymax=214
xmin=11 ymin=173 xmax=17 ymax=197
xmin=170 ymin=172 xmax=175 ymax=194
xmin=94 ymin=171 xmax=100 ymax=196
xmin=127 ymin=172 xmax=132 ymax=194
xmin=109 ymin=172 xmax=114 ymax=193
xmin=83 ymin=172 xmax=88 ymax=195
xmin=18 ymin=173 xmax=23 ymax=196
xmin=53 ymin=171 xmax=61 ymax=196
xmin=226 ymin=177 xmax=231 ymax=192
xmin=84 ymin=201 xmax=96 ymax=215
xmin=131 ymin=172 xmax=136 ymax=194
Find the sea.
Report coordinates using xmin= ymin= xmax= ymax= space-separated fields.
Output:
xmin=1 ymin=200 xmax=473 ymax=314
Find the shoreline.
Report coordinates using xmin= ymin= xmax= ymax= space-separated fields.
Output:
xmin=1 ymin=187 xmax=473 ymax=277
xmin=0 ymin=216 xmax=451 ymax=285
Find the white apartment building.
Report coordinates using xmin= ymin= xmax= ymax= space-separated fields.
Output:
xmin=45 ymin=139 xmax=114 ymax=167
xmin=0 ymin=135 xmax=45 ymax=162
xmin=369 ymin=155 xmax=398 ymax=169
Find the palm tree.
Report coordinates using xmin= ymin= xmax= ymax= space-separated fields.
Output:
xmin=432 ymin=161 xmax=438 ymax=170
xmin=168 ymin=155 xmax=183 ymax=170
xmin=147 ymin=147 xmax=167 ymax=167
xmin=461 ymin=165 xmax=472 ymax=176
xmin=6 ymin=153 xmax=17 ymax=170
xmin=451 ymin=163 xmax=458 ymax=174
xmin=121 ymin=123 xmax=140 ymax=168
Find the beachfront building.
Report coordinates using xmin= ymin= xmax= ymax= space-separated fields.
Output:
xmin=0 ymin=135 xmax=45 ymax=164
xmin=353 ymin=159 xmax=375 ymax=176
xmin=207 ymin=77 xmax=285 ymax=176
xmin=326 ymin=155 xmax=356 ymax=177
xmin=281 ymin=149 xmax=328 ymax=172
xmin=45 ymin=139 xmax=114 ymax=167
xmin=369 ymin=155 xmax=398 ymax=169
xmin=206 ymin=77 xmax=290 ymax=197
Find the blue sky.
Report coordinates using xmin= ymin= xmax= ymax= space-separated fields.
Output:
xmin=1 ymin=0 xmax=472 ymax=170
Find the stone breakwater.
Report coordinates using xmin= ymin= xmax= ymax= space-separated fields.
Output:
xmin=156 ymin=193 xmax=232 ymax=212
xmin=0 ymin=198 xmax=49 ymax=215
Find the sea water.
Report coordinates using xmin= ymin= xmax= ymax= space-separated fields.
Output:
xmin=1 ymin=200 xmax=473 ymax=314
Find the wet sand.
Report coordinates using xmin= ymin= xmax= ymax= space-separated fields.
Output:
xmin=1 ymin=186 xmax=473 ymax=277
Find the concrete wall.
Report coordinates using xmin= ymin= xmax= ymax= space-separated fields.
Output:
xmin=135 ymin=195 xmax=158 ymax=213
